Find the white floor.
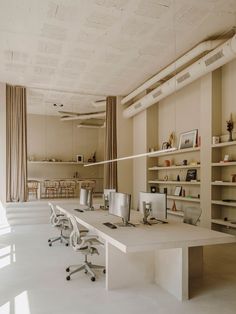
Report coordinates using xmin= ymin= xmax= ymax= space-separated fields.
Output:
xmin=0 ymin=223 xmax=236 ymax=314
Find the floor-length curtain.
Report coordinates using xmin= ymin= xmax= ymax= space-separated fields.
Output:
xmin=6 ymin=84 xmax=28 ymax=202
xmin=104 ymin=96 xmax=117 ymax=190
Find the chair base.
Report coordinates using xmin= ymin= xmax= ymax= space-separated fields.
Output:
xmin=48 ymin=234 xmax=69 ymax=246
xmin=66 ymin=260 xmax=105 ymax=281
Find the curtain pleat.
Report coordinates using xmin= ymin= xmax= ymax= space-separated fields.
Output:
xmin=6 ymin=84 xmax=28 ymax=202
xmin=104 ymin=96 xmax=117 ymax=190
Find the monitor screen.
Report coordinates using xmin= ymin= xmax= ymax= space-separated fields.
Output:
xmin=109 ymin=192 xmax=131 ymax=222
xmin=139 ymin=192 xmax=167 ymax=220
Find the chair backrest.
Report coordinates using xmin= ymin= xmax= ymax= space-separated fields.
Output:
xmin=44 ymin=180 xmax=59 ymax=188
xmin=48 ymin=202 xmax=58 ymax=225
xmin=80 ymin=188 xmax=93 ymax=208
xmin=27 ymin=180 xmax=39 ymax=189
xmin=183 ymin=207 xmax=202 ymax=225
xmin=60 ymin=180 xmax=76 ymax=188
xmin=68 ymin=215 xmax=81 ymax=248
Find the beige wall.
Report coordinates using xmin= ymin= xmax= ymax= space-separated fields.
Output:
xmin=27 ymin=114 xmax=104 ymax=183
xmin=0 ymin=83 xmax=6 ymax=204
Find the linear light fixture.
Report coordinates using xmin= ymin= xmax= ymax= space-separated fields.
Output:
xmin=84 ymin=148 xmax=177 ymax=167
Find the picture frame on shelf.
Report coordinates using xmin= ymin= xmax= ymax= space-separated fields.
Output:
xmin=174 ymin=186 xmax=182 ymax=196
xmin=76 ymin=154 xmax=84 ymax=164
xmin=178 ymin=129 xmax=198 ymax=150
xmin=186 ymin=169 xmax=197 ymax=181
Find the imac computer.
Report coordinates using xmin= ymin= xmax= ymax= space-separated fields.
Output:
xmin=80 ymin=188 xmax=93 ymax=210
xmin=139 ymin=192 xmax=167 ymax=225
xmin=103 ymin=189 xmax=116 ymax=210
xmin=109 ymin=192 xmax=134 ymax=227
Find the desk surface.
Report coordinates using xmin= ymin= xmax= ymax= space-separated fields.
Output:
xmin=57 ymin=203 xmax=236 ymax=253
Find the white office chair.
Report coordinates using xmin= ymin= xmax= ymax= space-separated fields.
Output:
xmin=66 ymin=215 xmax=105 ymax=282
xmin=183 ymin=207 xmax=202 ymax=225
xmin=48 ymin=202 xmax=71 ymax=246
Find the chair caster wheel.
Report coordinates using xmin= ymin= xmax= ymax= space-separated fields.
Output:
xmin=65 ymin=243 xmax=69 ymax=247
xmin=91 ymin=277 xmax=96 ymax=282
xmin=103 ymin=269 xmax=106 ymax=274
xmin=66 ymin=267 xmax=70 ymax=272
xmin=85 ymin=270 xmax=88 ymax=274
xmin=48 ymin=239 xmax=51 ymax=242
xmin=49 ymin=243 xmax=52 ymax=247
xmin=66 ymin=276 xmax=71 ymax=281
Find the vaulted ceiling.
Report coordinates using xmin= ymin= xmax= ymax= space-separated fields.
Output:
xmin=0 ymin=0 xmax=236 ymax=115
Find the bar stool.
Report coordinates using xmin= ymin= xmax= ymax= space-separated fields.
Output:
xmin=44 ymin=180 xmax=60 ymax=198
xmin=27 ymin=180 xmax=39 ymax=200
xmin=59 ymin=180 xmax=76 ymax=198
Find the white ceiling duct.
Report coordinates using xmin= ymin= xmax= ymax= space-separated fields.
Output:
xmin=123 ymin=35 xmax=236 ymax=119
xmin=121 ymin=39 xmax=224 ymax=106
xmin=60 ymin=112 xmax=106 ymax=121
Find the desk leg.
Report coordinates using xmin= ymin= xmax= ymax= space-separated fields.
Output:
xmin=105 ymin=242 xmax=154 ymax=290
xmin=155 ymin=246 xmax=203 ymax=301
xmin=155 ymin=247 xmax=189 ymax=301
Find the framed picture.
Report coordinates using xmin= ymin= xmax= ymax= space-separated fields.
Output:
xmin=178 ymin=129 xmax=198 ymax=150
xmin=76 ymin=154 xmax=84 ymax=163
xmin=174 ymin=186 xmax=182 ymax=196
xmin=186 ymin=169 xmax=197 ymax=181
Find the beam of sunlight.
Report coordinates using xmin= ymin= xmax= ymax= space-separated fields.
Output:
xmin=14 ymin=291 xmax=30 ymax=314
xmin=0 ymin=225 xmax=11 ymax=236
xmin=0 ymin=201 xmax=9 ymax=226
xmin=0 ymin=301 xmax=10 ymax=314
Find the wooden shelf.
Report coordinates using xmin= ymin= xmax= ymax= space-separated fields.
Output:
xmin=148 ymin=180 xmax=200 ymax=185
xmin=167 ymin=195 xmax=201 ymax=203
xmin=211 ymin=182 xmax=236 ymax=186
xmin=211 ymin=218 xmax=236 ymax=229
xmin=212 ymin=162 xmax=236 ymax=167
xmin=212 ymin=200 xmax=236 ymax=207
xmin=211 ymin=140 xmax=236 ymax=148
xmin=167 ymin=209 xmax=184 ymax=217
xmin=28 ymin=161 xmax=99 ymax=165
xmin=148 ymin=165 xmax=200 ymax=171
xmin=149 ymin=147 xmax=200 ymax=158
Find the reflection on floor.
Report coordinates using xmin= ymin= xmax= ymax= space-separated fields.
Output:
xmin=0 ymin=223 xmax=236 ymax=314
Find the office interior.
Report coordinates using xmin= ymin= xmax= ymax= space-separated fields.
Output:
xmin=1 ymin=1 xmax=236 ymax=313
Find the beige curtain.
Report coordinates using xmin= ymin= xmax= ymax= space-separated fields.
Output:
xmin=6 ymin=84 xmax=28 ymax=202
xmin=104 ymin=96 xmax=118 ymax=190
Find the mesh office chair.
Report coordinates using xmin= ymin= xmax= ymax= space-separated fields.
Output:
xmin=48 ymin=202 xmax=71 ymax=246
xmin=66 ymin=215 xmax=105 ymax=282
xmin=183 ymin=207 xmax=202 ymax=225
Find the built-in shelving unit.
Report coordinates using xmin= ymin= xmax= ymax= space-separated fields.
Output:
xmin=212 ymin=200 xmax=236 ymax=207
xmin=149 ymin=147 xmax=200 ymax=158
xmin=148 ymin=180 xmax=200 ymax=185
xmin=148 ymin=146 xmax=201 ymax=220
xmin=28 ymin=161 xmax=100 ymax=165
xmin=211 ymin=182 xmax=236 ymax=186
xmin=167 ymin=195 xmax=200 ymax=203
xmin=211 ymin=140 xmax=236 ymax=148
xmin=167 ymin=209 xmax=184 ymax=217
xmin=211 ymin=162 xmax=236 ymax=167
xmin=211 ymin=219 xmax=236 ymax=229
xmin=149 ymin=164 xmax=200 ymax=170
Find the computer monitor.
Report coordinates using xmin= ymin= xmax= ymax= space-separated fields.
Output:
xmin=139 ymin=192 xmax=167 ymax=224
xmin=109 ymin=192 xmax=131 ymax=226
xmin=103 ymin=189 xmax=116 ymax=209
xmin=80 ymin=188 xmax=93 ymax=210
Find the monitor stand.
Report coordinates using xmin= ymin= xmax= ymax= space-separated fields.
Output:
xmin=115 ymin=218 xmax=136 ymax=227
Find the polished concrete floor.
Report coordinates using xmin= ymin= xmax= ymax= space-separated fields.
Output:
xmin=0 ymin=223 xmax=236 ymax=314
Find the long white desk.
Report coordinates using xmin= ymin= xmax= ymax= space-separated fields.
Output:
xmin=56 ymin=203 xmax=236 ymax=301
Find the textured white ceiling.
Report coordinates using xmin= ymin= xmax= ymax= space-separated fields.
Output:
xmin=0 ymin=0 xmax=236 ymax=115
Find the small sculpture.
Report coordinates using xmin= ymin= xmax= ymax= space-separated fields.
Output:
xmin=172 ymin=200 xmax=177 ymax=211
xmin=161 ymin=132 xmax=175 ymax=150
xmin=226 ymin=114 xmax=234 ymax=142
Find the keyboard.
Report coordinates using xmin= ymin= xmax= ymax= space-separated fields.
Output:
xmin=73 ymin=208 xmax=84 ymax=213
xmin=103 ymin=222 xmax=117 ymax=229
